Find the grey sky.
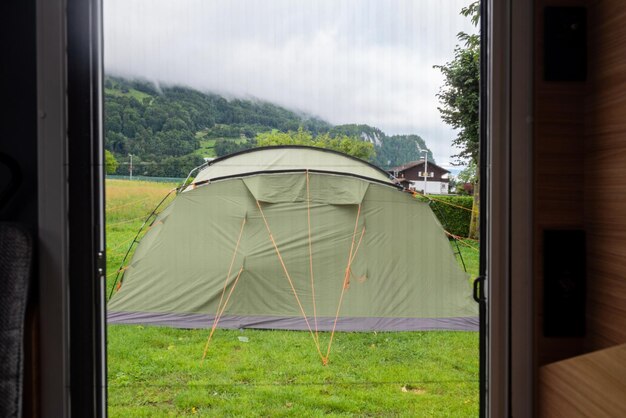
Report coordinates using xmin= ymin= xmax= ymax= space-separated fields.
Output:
xmin=104 ymin=0 xmax=476 ymax=167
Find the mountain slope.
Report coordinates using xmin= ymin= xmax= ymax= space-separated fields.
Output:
xmin=105 ymin=77 xmax=435 ymax=177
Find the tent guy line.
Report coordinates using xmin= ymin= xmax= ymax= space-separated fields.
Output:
xmin=201 ymin=216 xmax=247 ymax=362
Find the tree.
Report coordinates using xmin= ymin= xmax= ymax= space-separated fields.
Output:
xmin=434 ymin=1 xmax=480 ymax=238
xmin=256 ymin=127 xmax=375 ymax=161
xmin=104 ymin=150 xmax=119 ymax=174
xmin=454 ymin=162 xmax=477 ymax=195
xmin=214 ymin=138 xmax=254 ymax=157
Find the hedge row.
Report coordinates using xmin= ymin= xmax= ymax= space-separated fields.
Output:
xmin=415 ymin=194 xmax=474 ymax=237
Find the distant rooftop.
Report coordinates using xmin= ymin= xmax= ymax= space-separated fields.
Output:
xmin=388 ymin=160 xmax=450 ymax=173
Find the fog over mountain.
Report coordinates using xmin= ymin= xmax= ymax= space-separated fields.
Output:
xmin=104 ymin=0 xmax=475 ymax=167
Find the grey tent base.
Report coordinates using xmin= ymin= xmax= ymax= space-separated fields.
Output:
xmin=108 ymin=311 xmax=478 ymax=331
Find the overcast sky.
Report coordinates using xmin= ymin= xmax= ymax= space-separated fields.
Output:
xmin=104 ymin=0 xmax=476 ymax=168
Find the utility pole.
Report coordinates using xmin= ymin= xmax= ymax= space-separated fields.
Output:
xmin=421 ymin=149 xmax=429 ymax=195
xmin=129 ymin=153 xmax=133 ymax=181
xmin=423 ymin=153 xmax=428 ymax=195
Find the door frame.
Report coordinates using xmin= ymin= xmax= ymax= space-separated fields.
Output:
xmin=34 ymin=0 xmax=536 ymax=415
xmin=486 ymin=0 xmax=534 ymax=416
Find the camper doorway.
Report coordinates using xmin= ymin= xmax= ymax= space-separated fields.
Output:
xmin=101 ymin=1 xmax=485 ymax=416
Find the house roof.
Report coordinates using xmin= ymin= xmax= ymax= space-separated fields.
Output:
xmin=388 ymin=160 xmax=450 ymax=174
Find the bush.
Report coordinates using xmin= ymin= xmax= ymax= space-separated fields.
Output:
xmin=415 ymin=194 xmax=473 ymax=237
xmin=105 ymin=150 xmax=119 ymax=174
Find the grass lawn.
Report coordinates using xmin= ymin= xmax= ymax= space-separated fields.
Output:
xmin=106 ymin=179 xmax=479 ymax=417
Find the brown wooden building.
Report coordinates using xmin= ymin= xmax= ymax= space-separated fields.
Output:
xmin=388 ymin=160 xmax=450 ymax=194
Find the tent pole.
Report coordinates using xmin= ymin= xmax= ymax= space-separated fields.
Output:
xmin=181 ymin=161 xmax=209 ymax=190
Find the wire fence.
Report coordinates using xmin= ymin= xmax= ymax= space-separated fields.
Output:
xmin=107 ymin=174 xmax=185 ymax=183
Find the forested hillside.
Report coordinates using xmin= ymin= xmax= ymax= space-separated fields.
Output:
xmin=105 ymin=77 xmax=434 ymax=177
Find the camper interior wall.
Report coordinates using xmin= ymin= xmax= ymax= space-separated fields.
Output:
xmin=533 ymin=0 xmax=588 ymax=370
xmin=583 ymin=0 xmax=626 ymax=353
xmin=533 ymin=0 xmax=626 ymax=415
xmin=0 ymin=0 xmax=538 ymax=416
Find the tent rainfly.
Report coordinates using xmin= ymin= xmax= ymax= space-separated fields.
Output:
xmin=108 ymin=146 xmax=478 ymax=332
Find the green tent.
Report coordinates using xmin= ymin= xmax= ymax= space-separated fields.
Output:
xmin=108 ymin=146 xmax=477 ymax=331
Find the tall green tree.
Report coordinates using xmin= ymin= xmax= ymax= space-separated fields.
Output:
xmin=214 ymin=138 xmax=254 ymax=157
xmin=435 ymin=1 xmax=480 ymax=238
xmin=256 ymin=127 xmax=375 ymax=161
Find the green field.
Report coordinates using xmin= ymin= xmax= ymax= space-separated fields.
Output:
xmin=193 ymin=138 xmax=218 ymax=158
xmin=105 ymin=87 xmax=153 ymax=103
xmin=106 ymin=179 xmax=479 ymax=417
xmin=192 ymin=136 xmax=251 ymax=159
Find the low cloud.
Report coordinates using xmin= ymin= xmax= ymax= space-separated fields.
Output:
xmin=104 ymin=0 xmax=474 ymax=166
